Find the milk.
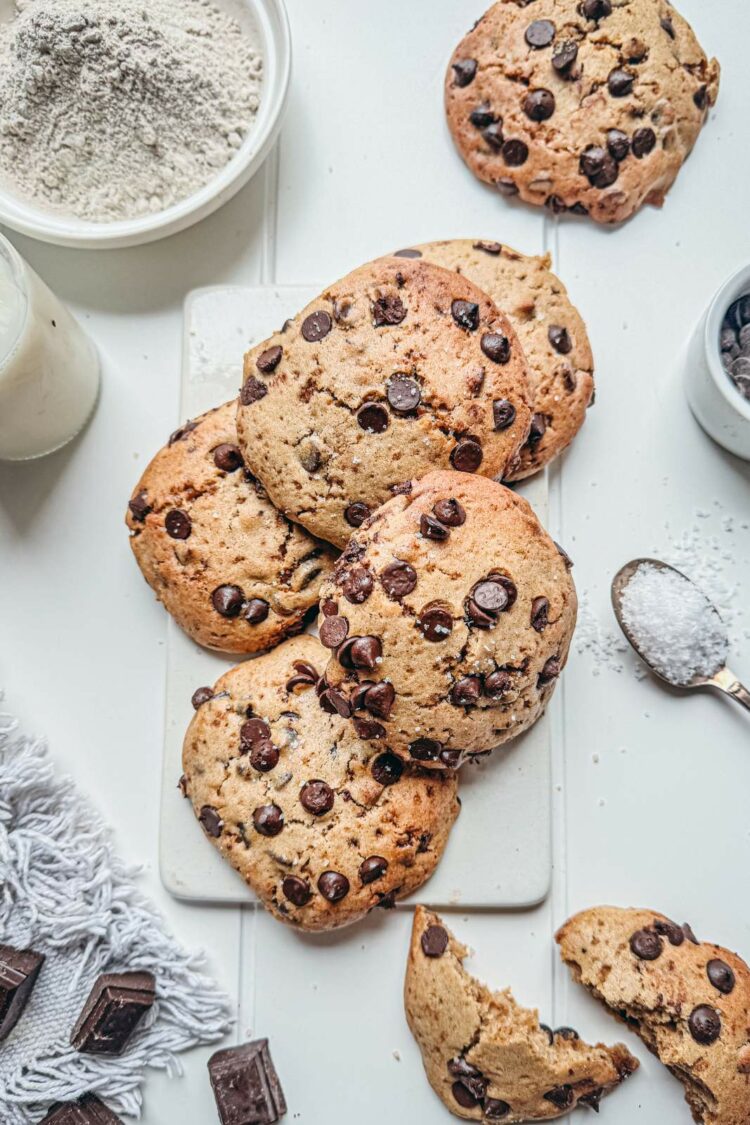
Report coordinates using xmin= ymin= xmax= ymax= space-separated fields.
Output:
xmin=0 ymin=237 xmax=100 ymax=460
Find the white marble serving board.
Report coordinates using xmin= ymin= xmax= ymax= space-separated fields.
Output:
xmin=159 ymin=284 xmax=552 ymax=907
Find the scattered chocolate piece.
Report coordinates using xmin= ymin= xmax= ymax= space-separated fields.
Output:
xmin=352 ymin=716 xmax=387 ymax=740
xmin=245 ymin=599 xmax=270 ymax=625
xmin=418 ymin=605 xmax=454 ymax=642
xmin=543 ymin=1085 xmax=574 ymax=1109
xmin=470 ymin=103 xmax=496 ymax=129
xmin=0 ymin=944 xmax=45 ymax=1042
xmin=484 ymin=1098 xmax=511 ymax=1119
xmin=282 ymin=876 xmax=311 ymax=907
xmin=683 ymin=923 xmax=699 ymax=944
xmin=537 ymin=657 xmax=561 ymax=687
xmin=421 ymin=924 xmax=449 ymax=958
xmin=581 ymin=0 xmax=612 ymax=19
xmin=484 ymin=670 xmax=513 ymax=698
xmin=548 ymin=324 xmax=572 ymax=354
xmin=301 ymin=311 xmax=332 ymax=342
xmin=256 ymin=346 xmax=283 ymax=375
xmin=607 ymin=128 xmax=631 ymax=162
xmin=409 ymin=738 xmax=443 ymax=762
xmin=420 ymin=512 xmax=451 ymax=541
xmin=450 ymin=676 xmax=482 ymax=707
xmin=694 ymin=85 xmax=709 ymax=111
xmin=393 ymin=248 xmax=422 ymax=259
xmin=70 ymin=971 xmax=155 ymax=1055
xmin=40 ymin=1095 xmax=124 ymax=1124
xmin=580 ymin=145 xmax=619 ymax=188
xmin=502 ymin=139 xmax=529 ymax=166
xmin=361 ymin=681 xmax=395 ymax=720
xmin=168 ymin=420 xmax=198 ymax=446
xmin=608 ymin=68 xmax=634 ymax=97
xmin=531 ymin=596 xmax=550 ymax=632
xmin=320 ymin=615 xmax=349 ymax=649
xmin=653 ymin=918 xmax=684 ymax=946
xmin=527 ymin=413 xmax=547 ymax=446
xmin=342 ymin=566 xmax=374 ymax=604
xmin=632 ymin=127 xmax=657 ymax=158
xmin=209 ymin=1039 xmax=287 ymax=1125
xmin=357 ymin=402 xmax=389 ymax=433
xmin=286 ymin=661 xmax=319 ymax=694
xmin=474 ymin=241 xmax=502 ymax=255
xmin=689 ymin=1005 xmax=721 ymax=1045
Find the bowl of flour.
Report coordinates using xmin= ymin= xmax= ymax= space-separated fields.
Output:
xmin=0 ymin=0 xmax=291 ymax=248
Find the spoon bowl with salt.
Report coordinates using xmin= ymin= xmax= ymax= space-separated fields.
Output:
xmin=612 ymin=558 xmax=750 ymax=711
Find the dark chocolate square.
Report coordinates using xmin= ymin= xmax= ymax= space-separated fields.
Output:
xmin=70 ymin=971 xmax=155 ymax=1055
xmin=40 ymin=1095 xmax=123 ymax=1124
xmin=209 ymin=1039 xmax=287 ymax=1125
xmin=0 ymin=943 xmax=45 ymax=1041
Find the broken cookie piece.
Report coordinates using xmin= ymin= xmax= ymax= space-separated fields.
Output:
xmin=557 ymin=906 xmax=750 ymax=1125
xmin=405 ymin=906 xmax=638 ymax=1121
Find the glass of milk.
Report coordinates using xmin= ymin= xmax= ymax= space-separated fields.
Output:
xmin=0 ymin=234 xmax=100 ymax=460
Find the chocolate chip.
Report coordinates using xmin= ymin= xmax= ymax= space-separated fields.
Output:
xmin=579 ymin=1090 xmax=603 ymax=1112
xmin=474 ymin=580 xmax=510 ymax=614
xmin=371 ymin=752 xmax=403 ymax=785
xmin=418 ymin=606 xmax=454 ymax=642
xmin=253 ymin=804 xmax=284 ymax=836
xmin=554 ymin=1026 xmax=579 ymax=1040
xmin=630 ymin=928 xmax=663 ymax=960
xmin=581 ymin=0 xmax=612 ymax=19
xmin=660 ymin=16 xmax=675 ymax=37
xmin=360 ymin=856 xmax=388 ymax=884
xmin=580 ymin=145 xmax=619 ymax=188
xmin=318 ymin=872 xmax=350 ymax=903
xmin=543 ymin=1086 xmax=574 ymax=1110
xmin=451 ymin=437 xmax=483 ymax=472
xmin=128 ymin=491 xmax=150 ymax=521
xmin=245 ymin=598 xmax=269 ymax=625
xmin=526 ymin=19 xmax=555 ymax=47
xmin=240 ymin=376 xmax=267 ymax=405
xmin=683 ymin=923 xmax=699 ymax=944
xmin=608 ymin=68 xmax=634 ymax=97
xmin=191 ymin=686 xmax=214 ymax=709
xmin=420 ymin=513 xmax=451 ymax=541
xmin=168 ymin=420 xmax=198 ymax=445
xmin=212 ymin=584 xmax=244 ymax=618
xmin=452 ymin=300 xmax=480 ymax=331
xmin=470 ymin=103 xmax=496 ymax=129
xmin=527 ymin=413 xmax=547 ymax=447
xmin=493 ymin=399 xmax=516 ymax=430
xmin=545 ymin=195 xmax=568 ymax=215
xmin=451 ymin=676 xmax=482 ymax=706
xmin=531 ymin=597 xmax=550 ymax=632
xmin=553 ymin=542 xmax=573 ymax=570
xmin=481 ymin=332 xmax=511 ymax=364
xmin=394 ymin=248 xmax=422 ymax=259
xmin=552 ymin=40 xmax=578 ymax=72
xmin=653 ymin=918 xmax=685 ymax=946
xmin=240 ymin=718 xmax=271 ymax=751
xmin=343 ymin=566 xmax=374 ymax=604
xmin=256 ymin=345 xmax=283 ymax=374
xmin=409 ymin=738 xmax=443 ymax=762
xmin=300 ymin=780 xmax=334 ymax=816
xmin=474 ymin=241 xmax=502 ymax=256
xmin=345 ymin=502 xmax=371 ymax=528
xmin=282 ymin=876 xmax=311 ymax=906
xmin=165 ymin=509 xmax=191 ymax=539
xmin=352 ymin=716 xmax=387 ymax=740
xmin=502 ymin=139 xmax=529 ymax=166
xmin=390 ymin=480 xmax=413 ymax=496
xmin=213 ymin=443 xmax=244 ymax=472
xmin=570 ymin=203 xmax=589 ymax=216
xmin=302 ymin=311 xmax=332 ymax=342
xmin=632 ymin=127 xmax=657 ymax=158
xmin=320 ymin=615 xmax=349 ymax=649
xmin=689 ymin=1005 xmax=721 ymax=1045
xmin=380 ymin=560 xmax=417 ymax=600
xmin=440 ymin=748 xmax=464 ymax=768
xmin=199 ymin=805 xmax=223 ymax=837
xmin=421 ymin=924 xmax=449 ymax=958
xmin=357 ymin=403 xmax=389 ymax=434
xmin=694 ymin=85 xmax=708 ymax=110
xmin=524 ymin=89 xmax=556 ymax=122
xmin=452 ymin=1082 xmax=481 ymax=1109
xmin=607 ymin=129 xmax=631 ymax=161
xmin=362 ymin=681 xmax=395 ymax=720
xmin=433 ymin=499 xmax=466 ymax=527
xmin=538 ymin=657 xmax=561 ymax=687
xmin=484 ymin=1099 xmax=511 ymax=1119
xmin=348 ymin=635 xmax=382 ymax=670
xmin=387 ymin=374 xmax=421 ymax=413
xmin=548 ymin=325 xmax=572 ymax=354
xmin=497 ymin=178 xmax=520 ymax=195
xmin=373 ymin=294 xmax=407 ymax=327
xmin=452 ymin=58 xmax=477 ymax=87
xmin=484 ymin=670 xmax=513 ymax=698
xmin=707 ymin=959 xmax=736 ymax=995
xmin=286 ymin=661 xmax=320 ymax=693
xmin=326 ymin=684 xmax=353 ymax=719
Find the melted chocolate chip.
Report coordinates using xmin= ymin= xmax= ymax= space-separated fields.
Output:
xmin=524 ymin=89 xmax=556 ymax=121
xmin=552 ymin=40 xmax=578 ymax=72
xmin=418 ymin=606 xmax=454 ymax=642
xmin=470 ymin=103 xmax=496 ymax=129
xmin=451 ymin=437 xmax=483 ymax=473
xmin=373 ymin=294 xmax=407 ymax=327
xmin=420 ymin=513 xmax=451 ymax=541
xmin=474 ymin=241 xmax=502 ymax=255
xmin=302 ymin=311 xmax=332 ymax=342
xmin=191 ymin=686 xmax=214 ymax=709
xmin=320 ymin=615 xmax=349 ymax=649
xmin=360 ymin=856 xmax=388 ymax=884
xmin=128 ymin=491 xmax=150 ymax=521
xmin=371 ymin=752 xmax=403 ymax=785
xmin=381 ymin=561 xmax=418 ymax=599
xmin=484 ymin=1099 xmax=511 ymax=1119
xmin=451 ymin=676 xmax=482 ymax=707
xmin=199 ymin=805 xmax=223 ymax=837
xmin=452 ymin=58 xmax=477 ymax=87
xmin=632 ymin=127 xmax=657 ymax=158
xmin=608 ymin=68 xmax=634 ymax=97
xmin=481 ymin=332 xmax=511 ymax=364
xmin=629 ymin=929 xmax=663 ymax=961
xmin=538 ymin=657 xmax=560 ymax=687
xmin=357 ymin=403 xmax=389 ymax=433
xmin=240 ymin=376 xmax=268 ymax=406
xmin=502 ymin=139 xmax=529 ymax=166
xmin=484 ymin=670 xmax=513 ymax=698
xmin=707 ymin=959 xmax=735 ymax=995
xmin=165 ymin=509 xmax=191 ymax=539
xmin=212 ymin=585 xmax=245 ymax=618
xmin=318 ymin=871 xmax=350 ymax=903
xmin=580 ymin=145 xmax=619 ymax=188
xmin=421 ymin=925 xmax=449 ymax=958
xmin=256 ymin=345 xmax=283 ymax=374
xmin=300 ymin=780 xmax=335 ymax=816
xmin=433 ymin=499 xmax=466 ymax=527
xmin=689 ymin=1005 xmax=721 ymax=1045
xmin=345 ymin=502 xmax=371 ymax=528
xmin=387 ymin=374 xmax=421 ymax=413
xmin=607 ymin=128 xmax=631 ymax=161
xmin=653 ymin=918 xmax=685 ymax=946
xmin=493 ymin=399 xmax=516 ymax=430
xmin=343 ymin=566 xmax=374 ymax=604
xmin=525 ymin=19 xmax=555 ymax=47
xmin=253 ymin=804 xmax=284 ymax=836
xmin=452 ymin=300 xmax=480 ymax=331
xmin=409 ymin=738 xmax=443 ymax=762
xmin=352 ymin=716 xmax=387 ymax=740
xmin=213 ymin=443 xmax=244 ymax=472
xmin=282 ymin=876 xmax=311 ymax=906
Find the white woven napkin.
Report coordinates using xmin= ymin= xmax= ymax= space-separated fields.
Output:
xmin=0 ymin=700 xmax=232 ymax=1123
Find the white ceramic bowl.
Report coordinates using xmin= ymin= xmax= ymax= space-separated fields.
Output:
xmin=684 ymin=263 xmax=750 ymax=461
xmin=0 ymin=0 xmax=291 ymax=250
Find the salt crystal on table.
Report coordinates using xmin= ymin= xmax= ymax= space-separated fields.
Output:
xmin=619 ymin=563 xmax=728 ymax=686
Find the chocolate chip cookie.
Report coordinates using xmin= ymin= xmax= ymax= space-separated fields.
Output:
xmin=405 ymin=907 xmax=639 ymax=1121
xmin=236 ymin=256 xmax=533 ymax=548
xmin=318 ymin=470 xmax=577 ymax=768
xmin=408 ymin=240 xmax=594 ymax=478
xmin=182 ymin=636 xmax=460 ymax=931
xmin=446 ymin=0 xmax=720 ymax=224
xmin=557 ymin=906 xmax=750 ymax=1125
xmin=126 ymin=402 xmax=336 ymax=654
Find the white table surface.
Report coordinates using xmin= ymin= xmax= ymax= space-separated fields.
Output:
xmin=1 ymin=2 xmax=749 ymax=1122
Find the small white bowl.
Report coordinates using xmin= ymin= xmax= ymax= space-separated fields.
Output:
xmin=685 ymin=263 xmax=750 ymax=461
xmin=0 ymin=0 xmax=291 ymax=250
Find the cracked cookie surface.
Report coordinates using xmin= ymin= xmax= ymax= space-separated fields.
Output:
xmin=236 ymin=256 xmax=533 ymax=549
xmin=409 ymin=239 xmax=594 ymax=478
xmin=445 ymin=0 xmax=719 ymax=223
xmin=557 ymin=906 xmax=750 ymax=1125
xmin=182 ymin=636 xmax=460 ymax=931
xmin=317 ymin=470 xmax=576 ymax=767
xmin=126 ymin=401 xmax=336 ymax=654
xmin=405 ymin=906 xmax=639 ymax=1121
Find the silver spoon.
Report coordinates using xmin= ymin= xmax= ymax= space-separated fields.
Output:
xmin=611 ymin=558 xmax=750 ymax=712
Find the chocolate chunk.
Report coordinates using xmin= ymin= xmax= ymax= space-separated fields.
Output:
xmin=470 ymin=103 xmax=496 ymax=129
xmin=256 ymin=346 xmax=283 ymax=375
xmin=418 ymin=606 xmax=454 ymax=642
xmin=420 ymin=513 xmax=450 ymax=541
xmin=580 ymin=145 xmax=619 ymax=188
xmin=581 ymin=0 xmax=612 ymax=19
xmin=40 ymin=1096 xmax=124 ymax=1124
xmin=450 ymin=676 xmax=482 ymax=706
xmin=433 ymin=499 xmax=466 ymax=527
xmin=128 ymin=491 xmax=150 ymax=522
xmin=199 ymin=805 xmax=223 ymax=837
xmin=409 ymin=738 xmax=443 ymax=762
xmin=484 ymin=670 xmax=513 ymax=698
xmin=524 ymin=89 xmax=556 ymax=121
xmin=362 ymin=681 xmax=395 ymax=720
xmin=209 ymin=1039 xmax=287 ymax=1125
xmin=320 ymin=615 xmax=349 ymax=649
xmin=253 ymin=804 xmax=284 ymax=837
xmin=538 ymin=657 xmax=560 ymax=687
xmin=0 ymin=945 xmax=45 ymax=1042
xmin=421 ymin=925 xmax=449 ymax=958
xmin=213 ymin=443 xmax=244 ymax=472
xmin=165 ymin=509 xmax=191 ymax=540
xmin=371 ymin=752 xmax=403 ymax=785
xmin=343 ymin=566 xmax=374 ymax=604
xmin=543 ymin=1085 xmax=574 ymax=1109
xmin=373 ymin=294 xmax=407 ymax=327
xmin=191 ymin=686 xmax=214 ymax=710
xmin=212 ymin=584 xmax=245 ymax=618
xmin=527 ymin=413 xmax=547 ymax=446
xmin=482 ymin=332 xmax=511 ymax=364
xmin=607 ymin=129 xmax=631 ymax=161
xmin=632 ymin=127 xmax=657 ymax=158
xmin=502 ymin=139 xmax=529 ymax=166
xmin=381 ymin=560 xmax=418 ymax=599
xmin=629 ymin=928 xmax=663 ymax=960
xmin=451 ymin=437 xmax=483 ymax=472
xmin=357 ymin=403 xmax=390 ymax=434
xmin=318 ymin=872 xmax=350 ymax=903
xmin=452 ymin=300 xmax=480 ymax=331
xmin=526 ymin=19 xmax=556 ymax=47
xmin=70 ymin=971 xmax=155 ymax=1055
xmin=245 ymin=599 xmax=270 ymax=625
xmin=452 ymin=58 xmax=477 ymax=87
xmin=707 ymin=959 xmax=736 ymax=995
xmin=493 ymin=399 xmax=516 ymax=430
xmin=282 ymin=876 xmax=311 ymax=907
xmin=552 ymin=40 xmax=578 ymax=72
xmin=360 ymin=856 xmax=388 ymax=884
xmin=387 ymin=374 xmax=421 ymax=413
xmin=168 ymin=420 xmax=198 ymax=445
xmin=608 ymin=68 xmax=634 ymax=97
xmin=689 ymin=1005 xmax=721 ymax=1045
xmin=301 ymin=311 xmax=332 ymax=342
xmin=240 ymin=376 xmax=268 ymax=406
xmin=653 ymin=918 xmax=685 ymax=946
xmin=484 ymin=1098 xmax=511 ymax=1119
xmin=344 ymin=502 xmax=371 ymax=528
xmin=300 ymin=780 xmax=335 ymax=816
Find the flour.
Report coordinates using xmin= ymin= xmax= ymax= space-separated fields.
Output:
xmin=0 ymin=0 xmax=263 ymax=222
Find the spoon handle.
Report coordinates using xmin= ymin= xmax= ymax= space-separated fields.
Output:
xmin=725 ymin=680 xmax=750 ymax=712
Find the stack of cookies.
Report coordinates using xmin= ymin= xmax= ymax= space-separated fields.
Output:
xmin=127 ymin=245 xmax=590 ymax=931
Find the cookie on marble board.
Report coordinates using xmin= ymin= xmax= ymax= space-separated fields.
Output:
xmin=405 ymin=906 xmax=639 ymax=1121
xmin=445 ymin=0 xmax=720 ymax=224
xmin=236 ymin=255 xmax=533 ymax=548
xmin=318 ymin=470 xmax=577 ymax=768
xmin=182 ymin=635 xmax=460 ymax=932
xmin=408 ymin=239 xmax=594 ymax=478
xmin=557 ymin=906 xmax=750 ymax=1125
xmin=126 ymin=401 xmax=336 ymax=654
